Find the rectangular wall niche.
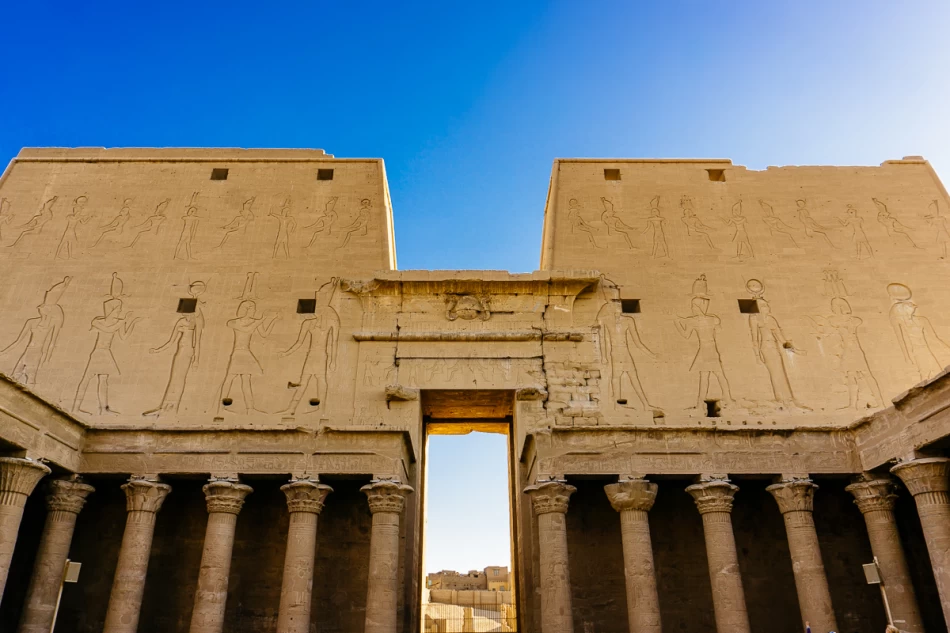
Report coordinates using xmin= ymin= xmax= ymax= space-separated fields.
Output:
xmin=621 ymin=299 xmax=641 ymax=314
xmin=737 ymin=299 xmax=759 ymax=314
xmin=210 ymin=168 xmax=229 ymax=181
xmin=297 ymin=298 xmax=317 ymax=313
xmin=706 ymin=168 xmax=726 ymax=182
xmin=317 ymin=169 xmax=334 ymax=181
xmin=177 ymin=298 xmax=198 ymax=313
xmin=604 ymin=168 xmax=621 ymax=181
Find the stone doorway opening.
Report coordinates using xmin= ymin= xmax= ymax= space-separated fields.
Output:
xmin=419 ymin=390 xmax=518 ymax=633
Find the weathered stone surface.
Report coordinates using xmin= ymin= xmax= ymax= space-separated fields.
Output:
xmin=1 ymin=150 xmax=950 ymax=633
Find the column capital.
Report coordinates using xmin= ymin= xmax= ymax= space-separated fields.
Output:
xmin=891 ymin=457 xmax=950 ymax=496
xmin=845 ymin=476 xmax=899 ymax=514
xmin=0 ymin=458 xmax=50 ymax=505
xmin=604 ymin=478 xmax=657 ymax=513
xmin=767 ymin=478 xmax=817 ymax=514
xmin=361 ymin=480 xmax=412 ymax=514
xmin=524 ymin=480 xmax=575 ymax=515
xmin=203 ymin=479 xmax=253 ymax=515
xmin=281 ymin=479 xmax=333 ymax=514
xmin=46 ymin=477 xmax=95 ymax=514
xmin=686 ymin=479 xmax=738 ymax=514
xmin=121 ymin=477 xmax=171 ymax=513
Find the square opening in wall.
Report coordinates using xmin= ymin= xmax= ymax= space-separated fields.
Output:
xmin=177 ymin=298 xmax=198 ymax=313
xmin=604 ymin=168 xmax=621 ymax=181
xmin=706 ymin=168 xmax=726 ymax=182
xmin=621 ymin=299 xmax=641 ymax=314
xmin=297 ymin=298 xmax=317 ymax=314
xmin=737 ymin=299 xmax=759 ymax=314
xmin=705 ymin=400 xmax=721 ymax=417
xmin=210 ymin=168 xmax=229 ymax=181
xmin=317 ymin=169 xmax=334 ymax=181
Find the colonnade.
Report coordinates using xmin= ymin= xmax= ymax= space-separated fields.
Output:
xmin=525 ymin=457 xmax=950 ymax=633
xmin=1 ymin=456 xmax=949 ymax=632
xmin=0 ymin=460 xmax=413 ymax=633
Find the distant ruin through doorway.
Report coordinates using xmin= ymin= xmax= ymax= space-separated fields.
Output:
xmin=420 ymin=390 xmax=519 ymax=633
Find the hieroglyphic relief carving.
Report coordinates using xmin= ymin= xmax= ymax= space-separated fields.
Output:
xmin=0 ymin=198 xmax=13 ymax=241
xmin=125 ymin=199 xmax=170 ymax=248
xmin=838 ymin=204 xmax=873 ymax=259
xmin=810 ymin=273 xmax=882 ymax=409
xmin=887 ymin=282 xmax=950 ymax=381
xmin=338 ymin=198 xmax=371 ymax=250
xmin=270 ymin=197 xmax=296 ymax=259
xmin=642 ymin=196 xmax=669 ymax=258
xmin=674 ymin=275 xmax=732 ymax=409
xmin=757 ymin=199 xmax=799 ymax=247
xmin=174 ymin=193 xmax=200 ymax=260
xmin=680 ymin=196 xmax=717 ymax=250
xmin=873 ymin=198 xmax=920 ymax=249
xmin=0 ymin=277 xmax=70 ymax=386
xmin=216 ymin=197 xmax=255 ymax=249
xmin=8 ymin=197 xmax=56 ymax=247
xmin=796 ymin=199 xmax=835 ymax=248
xmin=304 ymin=196 xmax=338 ymax=249
xmin=92 ymin=198 xmax=133 ymax=247
xmin=567 ymin=198 xmax=599 ymax=248
xmin=723 ymin=201 xmax=754 ymax=260
xmin=73 ymin=274 xmax=141 ymax=414
xmin=925 ymin=200 xmax=950 ymax=259
xmin=55 ymin=197 xmax=92 ymax=259
xmin=597 ymin=283 xmax=661 ymax=415
xmin=745 ymin=279 xmax=809 ymax=410
xmin=278 ymin=279 xmax=340 ymax=414
xmin=821 ymin=269 xmax=849 ymax=298
xmin=600 ymin=197 xmax=636 ymax=248
xmin=363 ymin=359 xmax=396 ymax=387
xmin=216 ymin=273 xmax=279 ymax=414
xmin=446 ymin=295 xmax=491 ymax=321
xmin=143 ymin=281 xmax=206 ymax=417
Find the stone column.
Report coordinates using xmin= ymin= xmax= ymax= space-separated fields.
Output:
xmin=767 ymin=479 xmax=837 ymax=633
xmin=362 ymin=480 xmax=413 ymax=633
xmin=276 ymin=478 xmax=332 ymax=633
xmin=604 ymin=478 xmax=662 ymax=633
xmin=102 ymin=477 xmax=171 ymax=633
xmin=892 ymin=457 xmax=950 ymax=624
xmin=0 ymin=457 xmax=50 ymax=602
xmin=686 ymin=479 xmax=751 ymax=633
xmin=17 ymin=477 xmax=94 ymax=633
xmin=525 ymin=480 xmax=576 ymax=633
xmin=845 ymin=476 xmax=923 ymax=633
xmin=188 ymin=479 xmax=253 ymax=633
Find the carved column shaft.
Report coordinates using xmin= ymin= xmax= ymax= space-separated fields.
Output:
xmin=605 ymin=479 xmax=661 ymax=633
xmin=767 ymin=480 xmax=837 ymax=633
xmin=0 ymin=457 xmax=50 ymax=602
xmin=102 ymin=478 xmax=171 ymax=633
xmin=846 ymin=477 xmax=923 ymax=633
xmin=17 ymin=478 xmax=94 ymax=633
xmin=892 ymin=457 xmax=950 ymax=625
xmin=188 ymin=480 xmax=252 ymax=633
xmin=276 ymin=479 xmax=332 ymax=633
xmin=686 ymin=481 xmax=751 ymax=633
xmin=363 ymin=481 xmax=412 ymax=633
xmin=525 ymin=481 xmax=575 ymax=633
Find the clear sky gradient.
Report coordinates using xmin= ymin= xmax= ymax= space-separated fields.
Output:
xmin=3 ymin=1 xmax=949 ymax=574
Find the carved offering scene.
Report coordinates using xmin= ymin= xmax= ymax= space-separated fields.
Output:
xmin=1 ymin=150 xmax=950 ymax=633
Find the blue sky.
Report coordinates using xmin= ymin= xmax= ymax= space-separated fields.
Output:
xmin=3 ymin=1 xmax=949 ymax=573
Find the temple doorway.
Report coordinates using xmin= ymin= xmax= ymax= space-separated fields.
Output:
xmin=419 ymin=390 xmax=519 ymax=633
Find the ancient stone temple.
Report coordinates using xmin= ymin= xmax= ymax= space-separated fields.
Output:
xmin=0 ymin=147 xmax=950 ymax=633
